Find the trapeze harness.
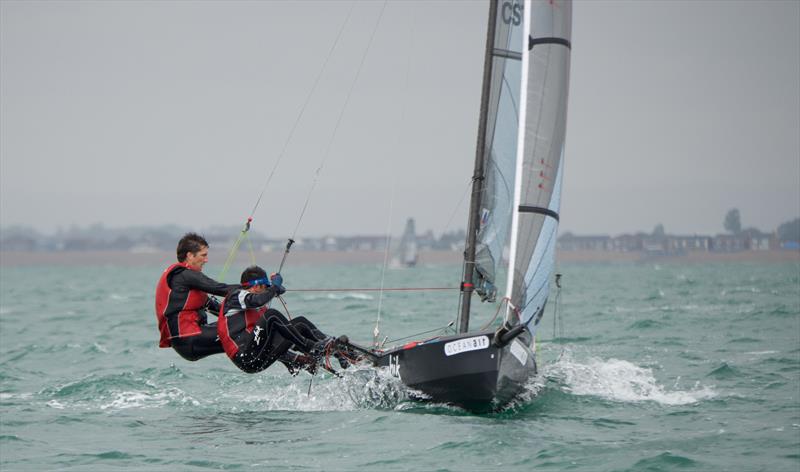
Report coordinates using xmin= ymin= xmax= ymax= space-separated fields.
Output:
xmin=154 ymin=262 xmax=234 ymax=361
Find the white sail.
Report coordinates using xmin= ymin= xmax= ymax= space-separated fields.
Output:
xmin=474 ymin=0 xmax=526 ymax=303
xmin=505 ymin=0 xmax=571 ymax=326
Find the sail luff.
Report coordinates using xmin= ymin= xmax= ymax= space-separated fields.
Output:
xmin=458 ymin=0 xmax=500 ymax=333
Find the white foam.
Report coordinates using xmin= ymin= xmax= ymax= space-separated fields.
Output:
xmin=220 ymin=367 xmax=410 ymax=412
xmin=0 ymin=392 xmax=33 ymax=401
xmin=546 ymin=355 xmax=716 ymax=406
xmin=99 ymin=388 xmax=199 ymax=410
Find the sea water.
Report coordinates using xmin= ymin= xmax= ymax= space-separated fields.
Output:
xmin=0 ymin=259 xmax=798 ymax=471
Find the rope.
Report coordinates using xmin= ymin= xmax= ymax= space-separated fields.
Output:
xmin=219 ymin=218 xmax=253 ymax=281
xmin=287 ymin=286 xmax=458 ymax=293
xmin=441 ymin=177 xmax=473 ymax=239
xmin=218 ymin=3 xmax=357 ymax=281
xmin=373 ymin=187 xmax=395 ymax=346
xmin=385 ymin=320 xmax=455 ymax=344
xmin=480 ymin=296 xmax=512 ymax=330
xmin=248 ymin=1 xmax=357 ymax=221
xmin=289 ymin=0 xmax=389 ymax=241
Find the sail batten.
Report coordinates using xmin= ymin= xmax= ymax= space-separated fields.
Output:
xmin=493 ymin=49 xmax=522 ymax=60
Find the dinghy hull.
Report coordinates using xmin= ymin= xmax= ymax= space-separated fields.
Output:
xmin=370 ymin=329 xmax=536 ymax=411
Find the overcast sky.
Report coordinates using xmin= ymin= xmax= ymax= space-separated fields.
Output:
xmin=1 ymin=0 xmax=798 ymax=238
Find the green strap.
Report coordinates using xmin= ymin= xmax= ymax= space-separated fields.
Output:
xmin=219 ymin=218 xmax=253 ymax=282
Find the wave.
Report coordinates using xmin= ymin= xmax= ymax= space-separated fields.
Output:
xmin=625 ymin=452 xmax=700 ymax=471
xmin=544 ymin=352 xmax=716 ymax=406
xmin=39 ymin=368 xmax=199 ymax=411
xmin=626 ymin=319 xmax=668 ymax=330
xmin=706 ymin=362 xmax=740 ymax=379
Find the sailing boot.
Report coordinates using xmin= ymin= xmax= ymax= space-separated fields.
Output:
xmin=332 ymin=335 xmax=352 ymax=369
xmin=309 ymin=336 xmax=336 ymax=361
xmin=279 ymin=352 xmax=315 ymax=376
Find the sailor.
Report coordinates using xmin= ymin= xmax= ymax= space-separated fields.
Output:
xmin=218 ymin=265 xmax=349 ymax=374
xmin=154 ymin=233 xmax=238 ymax=361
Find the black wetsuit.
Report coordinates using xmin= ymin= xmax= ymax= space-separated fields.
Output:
xmin=155 ymin=264 xmax=237 ymax=361
xmin=218 ymin=288 xmax=330 ymax=373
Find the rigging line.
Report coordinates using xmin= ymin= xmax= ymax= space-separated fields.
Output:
xmin=248 ymin=1 xmax=358 ymax=221
xmin=288 ymin=286 xmax=458 ymax=292
xmin=480 ymin=296 xmax=512 ymax=330
xmin=289 ymin=0 xmax=389 ymax=240
xmin=374 ymin=186 xmax=395 ymax=347
xmin=385 ymin=321 xmax=455 ymax=344
xmin=219 ymin=3 xmax=356 ymax=282
xmin=440 ymin=177 xmax=473 ymax=239
xmin=373 ymin=3 xmax=416 ymax=347
xmin=219 ymin=227 xmax=248 ymax=281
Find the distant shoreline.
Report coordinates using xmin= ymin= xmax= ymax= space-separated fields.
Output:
xmin=0 ymin=249 xmax=797 ymax=267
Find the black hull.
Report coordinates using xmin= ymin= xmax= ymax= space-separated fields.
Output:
xmin=365 ymin=329 xmax=536 ymax=411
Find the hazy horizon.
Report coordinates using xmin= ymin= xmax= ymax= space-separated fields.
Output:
xmin=2 ymin=1 xmax=798 ymax=240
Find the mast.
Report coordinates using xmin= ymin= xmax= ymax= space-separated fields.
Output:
xmin=458 ymin=0 xmax=499 ymax=333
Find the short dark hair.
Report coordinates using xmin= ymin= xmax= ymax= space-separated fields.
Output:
xmin=177 ymin=233 xmax=209 ymax=262
xmin=240 ymin=265 xmax=267 ymax=284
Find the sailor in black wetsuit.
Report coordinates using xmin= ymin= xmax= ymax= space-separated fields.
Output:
xmin=218 ymin=265 xmax=346 ymax=374
xmin=154 ymin=233 xmax=238 ymax=361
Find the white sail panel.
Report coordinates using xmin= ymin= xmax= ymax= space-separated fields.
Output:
xmin=474 ymin=0 xmax=525 ymax=303
xmin=506 ymin=0 xmax=571 ymax=325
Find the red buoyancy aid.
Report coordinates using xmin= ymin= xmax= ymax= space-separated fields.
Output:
xmin=154 ymin=262 xmax=209 ymax=347
xmin=217 ymin=295 xmax=267 ymax=359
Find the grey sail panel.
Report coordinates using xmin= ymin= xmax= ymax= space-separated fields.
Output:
xmin=474 ymin=0 xmax=525 ymax=303
xmin=508 ymin=0 xmax=571 ymax=325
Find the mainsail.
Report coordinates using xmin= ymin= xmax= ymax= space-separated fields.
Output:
xmin=506 ymin=0 xmax=571 ymax=325
xmin=474 ymin=0 xmax=571 ymax=326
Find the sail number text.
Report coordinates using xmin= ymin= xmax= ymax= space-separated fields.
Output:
xmin=501 ymin=1 xmax=523 ymax=26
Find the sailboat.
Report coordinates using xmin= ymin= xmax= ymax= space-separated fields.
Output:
xmin=344 ymin=0 xmax=572 ymax=411
xmin=390 ymin=218 xmax=418 ymax=268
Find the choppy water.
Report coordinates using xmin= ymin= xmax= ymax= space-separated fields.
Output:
xmin=1 ymin=259 xmax=798 ymax=471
